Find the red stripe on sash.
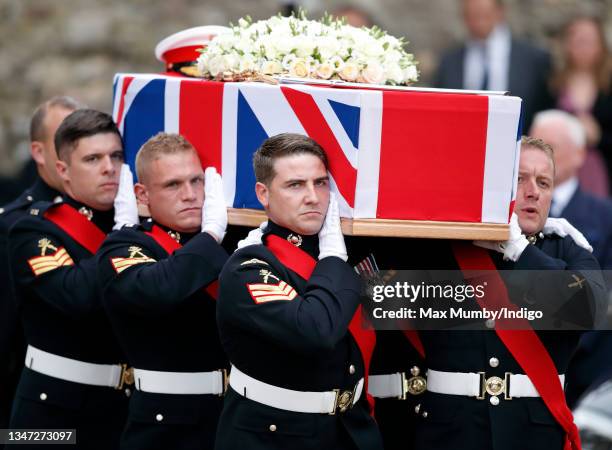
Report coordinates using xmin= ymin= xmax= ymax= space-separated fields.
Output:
xmin=451 ymin=241 xmax=581 ymax=450
xmin=265 ymin=234 xmax=376 ymax=410
xmin=44 ymin=204 xmax=106 ymax=254
xmin=145 ymin=225 xmax=218 ymax=300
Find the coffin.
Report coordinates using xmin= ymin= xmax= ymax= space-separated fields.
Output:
xmin=112 ymin=73 xmax=523 ymax=239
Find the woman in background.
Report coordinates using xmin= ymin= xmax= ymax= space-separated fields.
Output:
xmin=551 ymin=16 xmax=612 ymax=198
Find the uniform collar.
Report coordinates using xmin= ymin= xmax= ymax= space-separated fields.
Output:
xmin=30 ymin=177 xmax=62 ymax=204
xmin=62 ymin=195 xmax=115 ymax=233
xmin=141 ymin=217 xmax=198 ymax=245
xmin=264 ymin=220 xmax=319 ymax=260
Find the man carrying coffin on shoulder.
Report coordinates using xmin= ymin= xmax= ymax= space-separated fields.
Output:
xmin=216 ymin=133 xmax=383 ymax=450
xmin=96 ymin=132 xmax=229 ymax=450
xmin=8 ymin=109 xmax=130 ymax=449
xmin=412 ymin=136 xmax=606 ymax=450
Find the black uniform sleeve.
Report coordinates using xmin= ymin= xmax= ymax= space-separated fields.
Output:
xmin=98 ymin=231 xmax=228 ymax=314
xmin=218 ymin=253 xmax=361 ymax=353
xmin=510 ymin=239 xmax=607 ymax=328
xmin=8 ymin=223 xmax=101 ymax=318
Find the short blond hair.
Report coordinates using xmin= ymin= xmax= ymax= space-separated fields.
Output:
xmin=136 ymin=132 xmax=198 ymax=182
xmin=521 ymin=135 xmax=556 ymax=176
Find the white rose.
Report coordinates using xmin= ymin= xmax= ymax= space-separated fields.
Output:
xmin=207 ymin=54 xmax=227 ymax=77
xmin=294 ymin=36 xmax=316 ymax=58
xmin=362 ymin=61 xmax=385 ymax=84
xmin=315 ymin=62 xmax=334 ymax=79
xmin=289 ymin=58 xmax=310 ymax=77
xmin=329 ymin=56 xmax=344 ymax=70
xmin=222 ymin=53 xmax=240 ymax=72
xmin=403 ymin=65 xmax=418 ymax=82
xmin=260 ymin=60 xmax=282 ymax=75
xmin=338 ymin=61 xmax=359 ymax=81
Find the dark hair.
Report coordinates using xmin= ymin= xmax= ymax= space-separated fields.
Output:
xmin=30 ymin=96 xmax=82 ymax=142
xmin=253 ymin=133 xmax=329 ymax=185
xmin=54 ymin=109 xmax=121 ymax=161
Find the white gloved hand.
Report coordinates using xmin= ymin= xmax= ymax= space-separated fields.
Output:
xmin=543 ymin=217 xmax=593 ymax=253
xmin=236 ymin=221 xmax=268 ymax=251
xmin=201 ymin=167 xmax=227 ymax=243
xmin=318 ymin=192 xmax=348 ymax=261
xmin=474 ymin=213 xmax=529 ymax=262
xmin=113 ymin=164 xmax=139 ymax=231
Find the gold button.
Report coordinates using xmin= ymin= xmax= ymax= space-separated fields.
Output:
xmin=124 ymin=388 xmax=131 ymax=397
xmin=155 ymin=414 xmax=163 ymax=422
xmin=422 ymin=411 xmax=428 ymax=418
xmin=489 ymin=357 xmax=499 ymax=368
xmin=349 ymin=364 xmax=355 ymax=375
xmin=414 ymin=404 xmax=421 ymax=414
xmin=490 ymin=396 xmax=500 ymax=406
xmin=269 ymin=424 xmax=277 ymax=432
xmin=39 ymin=393 xmax=47 ymax=401
xmin=26 ymin=195 xmax=33 ymax=202
xmin=0 ymin=208 xmax=4 ymax=214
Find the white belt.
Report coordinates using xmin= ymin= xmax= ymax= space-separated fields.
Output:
xmin=427 ymin=368 xmax=565 ymax=400
xmin=229 ymin=365 xmax=363 ymax=415
xmin=133 ymin=368 xmax=227 ymax=395
xmin=25 ymin=345 xmax=132 ymax=389
xmin=368 ymin=372 xmax=427 ymax=399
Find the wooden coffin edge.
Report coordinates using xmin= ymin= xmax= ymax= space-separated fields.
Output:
xmin=228 ymin=208 xmax=509 ymax=241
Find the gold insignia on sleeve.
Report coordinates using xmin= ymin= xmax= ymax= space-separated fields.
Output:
xmin=28 ymin=247 xmax=74 ymax=276
xmin=247 ymin=280 xmax=297 ymax=304
xmin=259 ymin=269 xmax=280 ymax=284
xmin=240 ymin=258 xmax=269 ymax=267
xmin=111 ymin=246 xmax=156 ymax=274
xmin=38 ymin=238 xmax=58 ymax=256
xmin=568 ymin=274 xmax=586 ymax=289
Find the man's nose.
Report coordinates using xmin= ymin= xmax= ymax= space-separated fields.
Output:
xmin=303 ymin=183 xmax=319 ymax=204
xmin=181 ymin=182 xmax=197 ymax=200
xmin=524 ymin=179 xmax=539 ymax=198
xmin=101 ymin=155 xmax=115 ymax=175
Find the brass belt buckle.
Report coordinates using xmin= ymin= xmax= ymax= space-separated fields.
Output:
xmin=331 ymin=383 xmax=358 ymax=415
xmin=405 ymin=366 xmax=427 ymax=397
xmin=116 ymin=363 xmax=134 ymax=390
xmin=219 ymin=368 xmax=229 ymax=396
xmin=477 ymin=371 xmax=512 ymax=400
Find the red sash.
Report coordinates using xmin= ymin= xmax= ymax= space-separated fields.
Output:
xmin=265 ymin=234 xmax=376 ymax=409
xmin=44 ymin=204 xmax=106 ymax=254
xmin=144 ymin=225 xmax=219 ymax=299
xmin=401 ymin=330 xmax=425 ymax=359
xmin=451 ymin=241 xmax=581 ymax=450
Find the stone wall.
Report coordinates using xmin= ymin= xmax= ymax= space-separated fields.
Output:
xmin=0 ymin=0 xmax=610 ymax=175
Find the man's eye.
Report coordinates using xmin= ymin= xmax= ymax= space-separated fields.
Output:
xmin=315 ymin=179 xmax=328 ymax=187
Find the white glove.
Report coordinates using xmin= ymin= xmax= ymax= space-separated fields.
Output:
xmin=113 ymin=164 xmax=139 ymax=231
xmin=318 ymin=192 xmax=348 ymax=261
xmin=201 ymin=167 xmax=227 ymax=243
xmin=236 ymin=221 xmax=268 ymax=251
xmin=543 ymin=218 xmax=593 ymax=253
xmin=474 ymin=213 xmax=529 ymax=262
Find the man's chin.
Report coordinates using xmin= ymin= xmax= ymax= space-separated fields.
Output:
xmin=517 ymin=216 xmax=542 ymax=236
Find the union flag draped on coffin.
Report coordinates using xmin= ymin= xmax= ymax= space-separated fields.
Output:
xmin=112 ymin=74 xmax=521 ymax=224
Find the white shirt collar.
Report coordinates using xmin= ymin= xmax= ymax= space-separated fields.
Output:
xmin=551 ymin=177 xmax=579 ymax=217
xmin=463 ymin=23 xmax=511 ymax=91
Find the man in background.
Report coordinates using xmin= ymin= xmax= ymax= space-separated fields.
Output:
xmin=434 ymin=0 xmax=552 ymax=129
xmin=0 ymin=96 xmax=80 ymax=435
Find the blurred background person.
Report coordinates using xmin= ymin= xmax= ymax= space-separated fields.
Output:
xmin=332 ymin=4 xmax=375 ymax=27
xmin=434 ymin=0 xmax=553 ymax=130
xmin=530 ymin=109 xmax=612 ymax=269
xmin=550 ymin=16 xmax=612 ymax=198
xmin=530 ymin=109 xmax=612 ymax=410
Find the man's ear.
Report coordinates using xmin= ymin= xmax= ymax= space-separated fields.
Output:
xmin=134 ymin=183 xmax=149 ymax=207
xmin=55 ymin=159 xmax=69 ymax=185
xmin=255 ymin=182 xmax=270 ymax=209
xmin=30 ymin=141 xmax=45 ymax=165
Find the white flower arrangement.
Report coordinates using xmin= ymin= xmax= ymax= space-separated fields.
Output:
xmin=196 ymin=12 xmax=419 ymax=85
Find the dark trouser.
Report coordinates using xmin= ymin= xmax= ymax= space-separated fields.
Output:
xmin=9 ymin=368 xmax=129 ymax=450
